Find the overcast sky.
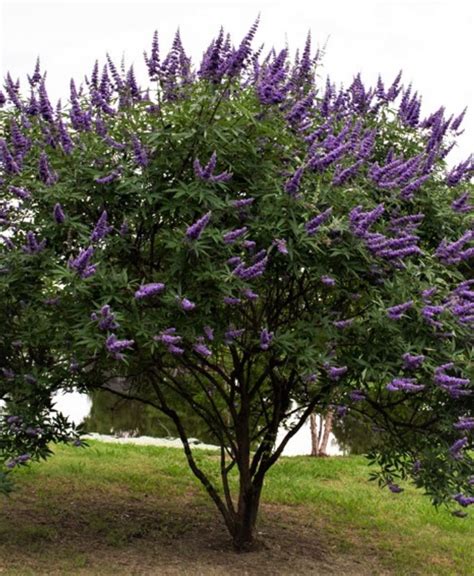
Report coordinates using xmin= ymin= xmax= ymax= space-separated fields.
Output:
xmin=1 ymin=0 xmax=473 ymax=164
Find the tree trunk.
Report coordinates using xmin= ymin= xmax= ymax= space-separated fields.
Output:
xmin=310 ymin=410 xmax=334 ymax=457
xmin=318 ymin=409 xmax=334 ymax=456
xmin=232 ymin=481 xmax=263 ymax=551
xmin=310 ymin=412 xmax=319 ymax=456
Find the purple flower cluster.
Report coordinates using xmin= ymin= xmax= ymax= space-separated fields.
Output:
xmin=91 ymin=304 xmax=119 ymax=331
xmin=402 ymin=353 xmax=425 ymax=370
xmin=68 ymin=246 xmax=96 ymax=278
xmin=350 ymin=204 xmax=422 ymax=262
xmin=386 ymin=300 xmax=413 ymax=320
xmin=231 ymin=197 xmax=255 ymax=209
xmin=435 ymin=231 xmax=473 ymax=265
xmin=38 ymin=151 xmax=58 ymax=185
xmin=451 ymin=191 xmax=473 ymax=214
xmin=131 ymin=135 xmax=148 ymax=167
xmin=453 ymin=493 xmax=474 ymax=508
xmin=348 ymin=389 xmax=365 ymax=400
xmin=453 ymin=417 xmax=474 ymax=431
xmin=284 ymin=166 xmax=305 ymax=196
xmin=105 ymin=333 xmax=134 ymax=360
xmin=203 ymin=326 xmax=214 ymax=340
xmin=232 ymin=250 xmax=268 ymax=280
xmin=186 ymin=211 xmax=211 ymax=240
xmin=388 ymin=482 xmax=404 ymax=494
xmin=242 ymin=288 xmax=258 ymax=300
xmin=305 ymin=207 xmax=333 ymax=235
xmin=223 ymin=226 xmax=247 ymax=244
xmin=224 ymin=328 xmax=245 ymax=344
xmin=223 ymin=296 xmax=241 ymax=306
xmin=95 ymin=168 xmax=121 ymax=184
xmin=134 ymin=283 xmax=165 ymax=299
xmin=9 ymin=185 xmax=31 ymax=200
xmin=194 ymin=151 xmax=232 ymax=183
xmin=449 ymin=437 xmax=468 ymax=460
xmin=91 ymin=210 xmax=113 ymax=242
xmin=193 ymin=339 xmax=212 ymax=357
xmin=445 ymin=156 xmax=473 ymax=187
xmin=179 ymin=297 xmax=196 ymax=311
xmin=0 ymin=139 xmax=21 ymax=174
xmin=273 ymin=238 xmax=288 ymax=254
xmin=386 ymin=377 xmax=424 ymax=392
xmin=6 ymin=453 xmax=31 ymax=469
xmin=434 ymin=363 xmax=471 ymax=398
xmin=154 ymin=328 xmax=184 ymax=355
xmin=53 ymin=203 xmax=66 ymax=224
xmin=259 ymin=328 xmax=273 ymax=350
xmin=326 ymin=365 xmax=348 ymax=381
xmin=21 ymin=231 xmax=46 ymax=254
xmin=321 ymin=275 xmax=336 ymax=286
xmin=333 ymin=319 xmax=353 ymax=329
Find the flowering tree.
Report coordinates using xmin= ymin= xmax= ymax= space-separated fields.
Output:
xmin=1 ymin=22 xmax=473 ymax=550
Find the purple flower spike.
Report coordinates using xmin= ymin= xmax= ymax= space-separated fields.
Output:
xmin=305 ymin=207 xmax=333 ymax=235
xmin=451 ymin=192 xmax=473 ymax=214
xmin=449 ymin=437 xmax=468 ymax=459
xmin=386 ymin=300 xmax=413 ymax=320
xmin=284 ymin=166 xmax=304 ymax=196
xmin=386 ymin=377 xmax=424 ymax=392
xmin=333 ymin=319 xmax=353 ymax=329
xmin=327 ymin=366 xmax=348 ymax=381
xmin=22 ymin=231 xmax=46 ymax=254
xmin=223 ymin=226 xmax=247 ymax=244
xmin=454 ymin=494 xmax=474 ymax=508
xmin=223 ymin=296 xmax=241 ymax=306
xmin=91 ymin=211 xmax=113 ymax=242
xmin=348 ymin=389 xmax=364 ymax=400
xmin=193 ymin=342 xmax=212 ymax=357
xmin=53 ymin=203 xmax=66 ymax=224
xmin=321 ymin=275 xmax=336 ymax=286
xmin=453 ymin=417 xmax=474 ymax=431
xmin=231 ymin=197 xmax=255 ymax=208
xmin=242 ymin=288 xmax=259 ymax=300
xmin=224 ymin=328 xmax=246 ymax=344
xmin=92 ymin=304 xmax=119 ymax=331
xmin=105 ymin=333 xmax=135 ymax=360
xmin=402 ymin=353 xmax=425 ymax=370
xmin=259 ymin=328 xmax=274 ymax=350
xmin=194 ymin=151 xmax=232 ymax=183
xmin=273 ymin=238 xmax=288 ymax=254
xmin=9 ymin=186 xmax=31 ymax=200
xmin=134 ymin=283 xmax=165 ymax=299
xmin=38 ymin=151 xmax=58 ymax=185
xmin=69 ymin=246 xmax=96 ymax=278
xmin=204 ymin=326 xmax=214 ymax=341
xmin=180 ymin=297 xmax=196 ymax=311
xmin=388 ymin=483 xmax=404 ymax=494
xmin=131 ymin=135 xmax=148 ymax=167
xmin=95 ymin=168 xmax=121 ymax=184
xmin=186 ymin=211 xmax=212 ymax=240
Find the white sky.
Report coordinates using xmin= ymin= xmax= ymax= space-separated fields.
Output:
xmin=1 ymin=0 xmax=473 ymax=164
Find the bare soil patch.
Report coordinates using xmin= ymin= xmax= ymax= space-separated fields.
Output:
xmin=0 ymin=480 xmax=388 ymax=576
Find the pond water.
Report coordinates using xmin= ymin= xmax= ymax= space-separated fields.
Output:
xmin=54 ymin=390 xmax=343 ymax=457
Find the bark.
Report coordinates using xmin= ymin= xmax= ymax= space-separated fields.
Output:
xmin=310 ymin=410 xmax=334 ymax=457
xmin=232 ymin=480 xmax=263 ymax=551
xmin=310 ymin=412 xmax=319 ymax=456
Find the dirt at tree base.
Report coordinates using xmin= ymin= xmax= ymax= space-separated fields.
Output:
xmin=0 ymin=481 xmax=391 ymax=576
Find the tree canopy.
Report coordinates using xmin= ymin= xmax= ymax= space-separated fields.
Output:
xmin=0 ymin=20 xmax=473 ymax=548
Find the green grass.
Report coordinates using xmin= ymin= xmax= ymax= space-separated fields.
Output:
xmin=1 ymin=441 xmax=472 ymax=575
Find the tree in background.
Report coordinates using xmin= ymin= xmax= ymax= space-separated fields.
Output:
xmin=1 ymin=21 xmax=473 ymax=549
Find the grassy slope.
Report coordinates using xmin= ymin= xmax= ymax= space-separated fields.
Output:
xmin=0 ymin=441 xmax=472 ymax=575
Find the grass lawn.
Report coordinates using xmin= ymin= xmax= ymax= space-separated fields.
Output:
xmin=0 ymin=440 xmax=472 ymax=575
